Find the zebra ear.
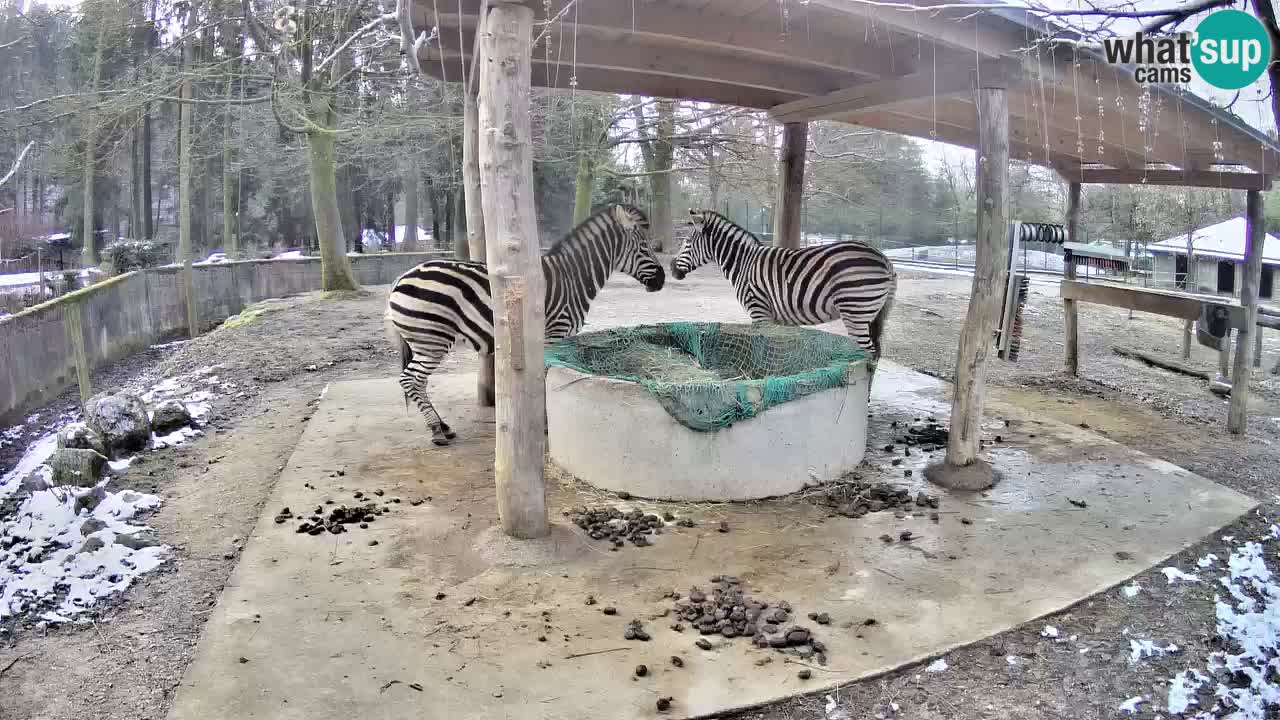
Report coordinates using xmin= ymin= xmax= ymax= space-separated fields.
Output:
xmin=687 ymin=208 xmax=700 ymax=225
xmin=612 ymin=204 xmax=636 ymax=230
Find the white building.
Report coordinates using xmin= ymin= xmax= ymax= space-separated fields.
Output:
xmin=1147 ymin=217 xmax=1279 ymax=301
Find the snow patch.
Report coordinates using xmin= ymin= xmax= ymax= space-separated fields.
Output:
xmin=1162 ymin=566 xmax=1202 ymax=584
xmin=1040 ymin=625 xmax=1060 ymax=639
xmin=1167 ymin=669 xmax=1210 ymax=714
xmin=0 ymin=432 xmax=59 ymax=501
xmin=1122 ymin=582 xmax=1142 ymax=598
xmin=925 ymin=658 xmax=948 ymax=672
xmin=1130 ymin=638 xmax=1180 ymax=663
xmin=1 ymin=486 xmax=170 ymax=620
xmin=150 ymin=427 xmax=203 ymax=449
xmin=1118 ymin=696 xmax=1145 ymax=714
xmin=1199 ymin=554 xmax=1220 ymax=568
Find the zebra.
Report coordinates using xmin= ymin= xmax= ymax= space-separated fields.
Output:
xmin=385 ymin=203 xmax=665 ymax=446
xmin=670 ymin=209 xmax=897 ymax=388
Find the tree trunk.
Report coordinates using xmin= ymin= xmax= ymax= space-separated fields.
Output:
xmin=402 ymin=158 xmax=419 ymax=252
xmin=633 ymin=101 xmax=676 ymax=252
xmin=451 ymin=187 xmax=466 ymax=258
xmin=337 ymin=162 xmax=356 ymax=252
xmin=306 ymin=128 xmax=360 ymax=290
xmin=1064 ymin=182 xmax=1080 ymax=375
xmin=572 ymin=105 xmax=601 ymax=224
xmin=81 ymin=13 xmax=108 ymax=266
xmin=178 ymin=37 xmax=199 ymax=337
xmin=143 ymin=108 xmax=154 ymax=239
xmin=1228 ymin=191 xmax=1266 ymax=434
xmin=442 ymin=188 xmax=454 ymax=251
xmin=478 ymin=2 xmax=548 ymax=539
xmin=936 ymin=86 xmax=1008 ymax=485
xmin=463 ymin=89 xmax=494 ymax=404
xmin=426 ymin=176 xmax=442 ymax=247
xmin=222 ymin=73 xmax=238 ymax=257
xmin=773 ymin=121 xmax=807 ymax=249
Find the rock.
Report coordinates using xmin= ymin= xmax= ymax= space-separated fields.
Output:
xmin=115 ymin=530 xmax=161 ymax=550
xmin=80 ymin=518 xmax=107 ymax=536
xmin=798 ymin=669 xmax=812 ymax=680
xmin=80 ymin=536 xmax=105 ymax=554
xmin=19 ymin=467 xmax=52 ymax=496
xmin=74 ymin=487 xmax=107 ymax=514
xmin=49 ymin=448 xmax=109 ymax=488
xmin=151 ymin=400 xmax=193 ymax=433
xmin=695 ymin=638 xmax=713 ymax=651
xmin=86 ymin=392 xmax=152 ymax=457
xmin=57 ymin=422 xmax=107 ymax=456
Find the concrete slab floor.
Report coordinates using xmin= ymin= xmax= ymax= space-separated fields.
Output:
xmin=166 ymin=362 xmax=1256 ymax=720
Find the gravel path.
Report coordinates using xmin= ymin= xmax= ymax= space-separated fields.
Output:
xmin=1 ymin=268 xmax=1278 ymax=720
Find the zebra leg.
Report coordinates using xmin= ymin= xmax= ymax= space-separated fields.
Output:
xmin=399 ymin=347 xmax=456 ymax=446
xmin=840 ymin=314 xmax=879 ymax=393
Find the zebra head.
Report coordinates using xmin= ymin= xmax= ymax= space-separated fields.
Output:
xmin=670 ymin=209 xmax=715 ymax=280
xmin=609 ymin=204 xmax=666 ymax=292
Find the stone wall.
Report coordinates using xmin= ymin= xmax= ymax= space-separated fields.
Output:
xmin=0 ymin=252 xmax=450 ymax=425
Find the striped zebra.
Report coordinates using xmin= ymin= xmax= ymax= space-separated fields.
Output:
xmin=385 ymin=204 xmax=665 ymax=446
xmin=670 ymin=209 xmax=896 ymax=387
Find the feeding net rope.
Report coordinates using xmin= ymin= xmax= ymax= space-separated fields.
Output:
xmin=544 ymin=322 xmax=872 ymax=432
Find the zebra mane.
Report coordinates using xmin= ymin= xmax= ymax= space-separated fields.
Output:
xmin=544 ymin=204 xmax=637 ymax=258
xmin=699 ymin=210 xmax=763 ymax=246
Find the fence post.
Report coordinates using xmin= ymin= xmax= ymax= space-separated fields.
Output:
xmin=63 ymin=301 xmax=92 ymax=408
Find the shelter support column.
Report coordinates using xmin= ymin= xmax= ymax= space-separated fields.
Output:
xmin=1228 ymin=190 xmax=1265 ymax=435
xmin=773 ymin=122 xmax=807 ymax=249
xmin=478 ymin=2 xmax=549 ymax=538
xmin=926 ymin=87 xmax=1008 ymax=491
xmin=464 ymin=65 xmax=495 ymax=407
xmin=1063 ymin=182 xmax=1080 ymax=376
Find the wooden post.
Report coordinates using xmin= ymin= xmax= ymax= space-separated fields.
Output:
xmin=63 ymin=301 xmax=91 ymax=407
xmin=464 ymin=78 xmax=496 ymax=407
xmin=478 ymin=2 xmax=549 ymax=539
xmin=928 ymin=87 xmax=1008 ymax=490
xmin=1228 ymin=190 xmax=1266 ymax=435
xmin=1253 ymin=325 xmax=1263 ymax=368
xmin=1063 ymin=182 xmax=1081 ymax=376
xmin=773 ymin=121 xmax=807 ymax=249
xmin=1219 ymin=334 xmax=1231 ymax=378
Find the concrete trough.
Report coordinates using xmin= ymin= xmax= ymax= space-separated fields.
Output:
xmin=545 ymin=323 xmax=870 ymax=502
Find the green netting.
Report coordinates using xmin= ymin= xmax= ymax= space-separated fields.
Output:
xmin=544 ymin=322 xmax=871 ymax=432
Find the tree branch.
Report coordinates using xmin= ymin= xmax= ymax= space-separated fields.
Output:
xmin=0 ymin=141 xmax=33 ymax=188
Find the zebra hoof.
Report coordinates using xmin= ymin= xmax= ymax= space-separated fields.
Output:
xmin=441 ymin=425 xmax=457 ymax=440
xmin=432 ymin=437 xmax=452 ymax=447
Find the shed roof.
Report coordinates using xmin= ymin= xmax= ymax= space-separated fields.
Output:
xmin=419 ymin=0 xmax=1280 ymax=178
xmin=1148 ymin=217 xmax=1280 ymax=265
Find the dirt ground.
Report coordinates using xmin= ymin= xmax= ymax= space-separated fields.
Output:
xmin=2 ymin=266 xmax=1279 ymax=720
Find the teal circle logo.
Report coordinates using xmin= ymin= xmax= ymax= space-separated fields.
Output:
xmin=1192 ymin=9 xmax=1272 ymax=90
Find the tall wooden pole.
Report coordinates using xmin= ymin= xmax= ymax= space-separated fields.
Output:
xmin=929 ymin=87 xmax=1008 ymax=489
xmin=478 ymin=2 xmax=549 ymax=539
xmin=1228 ymin=190 xmax=1266 ymax=435
xmin=464 ymin=78 xmax=496 ymax=407
xmin=773 ymin=122 xmax=807 ymax=249
xmin=1063 ymin=182 xmax=1081 ymax=376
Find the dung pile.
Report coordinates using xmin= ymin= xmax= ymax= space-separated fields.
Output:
xmin=670 ymin=576 xmax=829 ymax=665
xmin=567 ymin=506 xmax=675 ymax=549
xmin=811 ymin=481 xmax=939 ymax=519
xmin=890 ymin=417 xmax=949 ymax=450
xmin=282 ymin=502 xmax=388 ymax=536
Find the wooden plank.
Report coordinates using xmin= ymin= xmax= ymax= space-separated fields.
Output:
xmin=1064 ymin=183 xmax=1080 ymax=376
xmin=773 ymin=122 xmax=807 ymax=249
xmin=1112 ymin=346 xmax=1211 ymax=381
xmin=946 ymin=87 xmax=1008 ymax=470
xmin=769 ymin=61 xmax=1020 ymax=123
xmin=1060 ymin=280 xmax=1249 ymax=328
xmin=1229 ymin=190 xmax=1266 ymax=435
xmin=478 ymin=2 xmax=549 ymax=539
xmin=1075 ymin=168 xmax=1273 ymax=191
xmin=463 ymin=71 xmax=495 ymax=408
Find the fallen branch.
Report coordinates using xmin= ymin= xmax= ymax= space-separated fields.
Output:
xmin=0 ymin=654 xmax=30 ymax=678
xmin=1112 ymin=346 xmax=1210 ymax=381
xmin=563 ymin=646 xmax=630 ymax=660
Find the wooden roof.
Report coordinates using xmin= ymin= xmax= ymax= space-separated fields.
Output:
xmin=418 ymin=0 xmax=1280 ymax=181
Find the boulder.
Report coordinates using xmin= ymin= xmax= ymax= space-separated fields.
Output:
xmin=80 ymin=518 xmax=107 ymax=536
xmin=19 ymin=467 xmax=52 ymax=496
xmin=74 ymin=486 xmax=107 ymax=515
xmin=57 ymin=422 xmax=107 ymax=456
xmin=49 ymin=448 xmax=109 ymax=488
xmin=150 ymin=399 xmax=192 ymax=434
xmin=115 ymin=530 xmax=161 ymax=550
xmin=86 ymin=392 xmax=152 ymax=457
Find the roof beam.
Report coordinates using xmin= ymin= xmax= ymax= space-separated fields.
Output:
xmin=803 ymin=0 xmax=1015 ymax=57
xmin=423 ymin=48 xmax=802 ymax=109
xmin=439 ymin=28 xmax=842 ymax=101
xmin=769 ymin=58 xmax=1024 ymax=124
xmin=1071 ymin=168 xmax=1273 ymax=191
xmin=424 ymin=3 xmax=912 ymax=81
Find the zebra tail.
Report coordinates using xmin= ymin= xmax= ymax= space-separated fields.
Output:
xmin=871 ymin=272 xmax=897 ymax=360
xmin=385 ymin=306 xmax=412 ymax=410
